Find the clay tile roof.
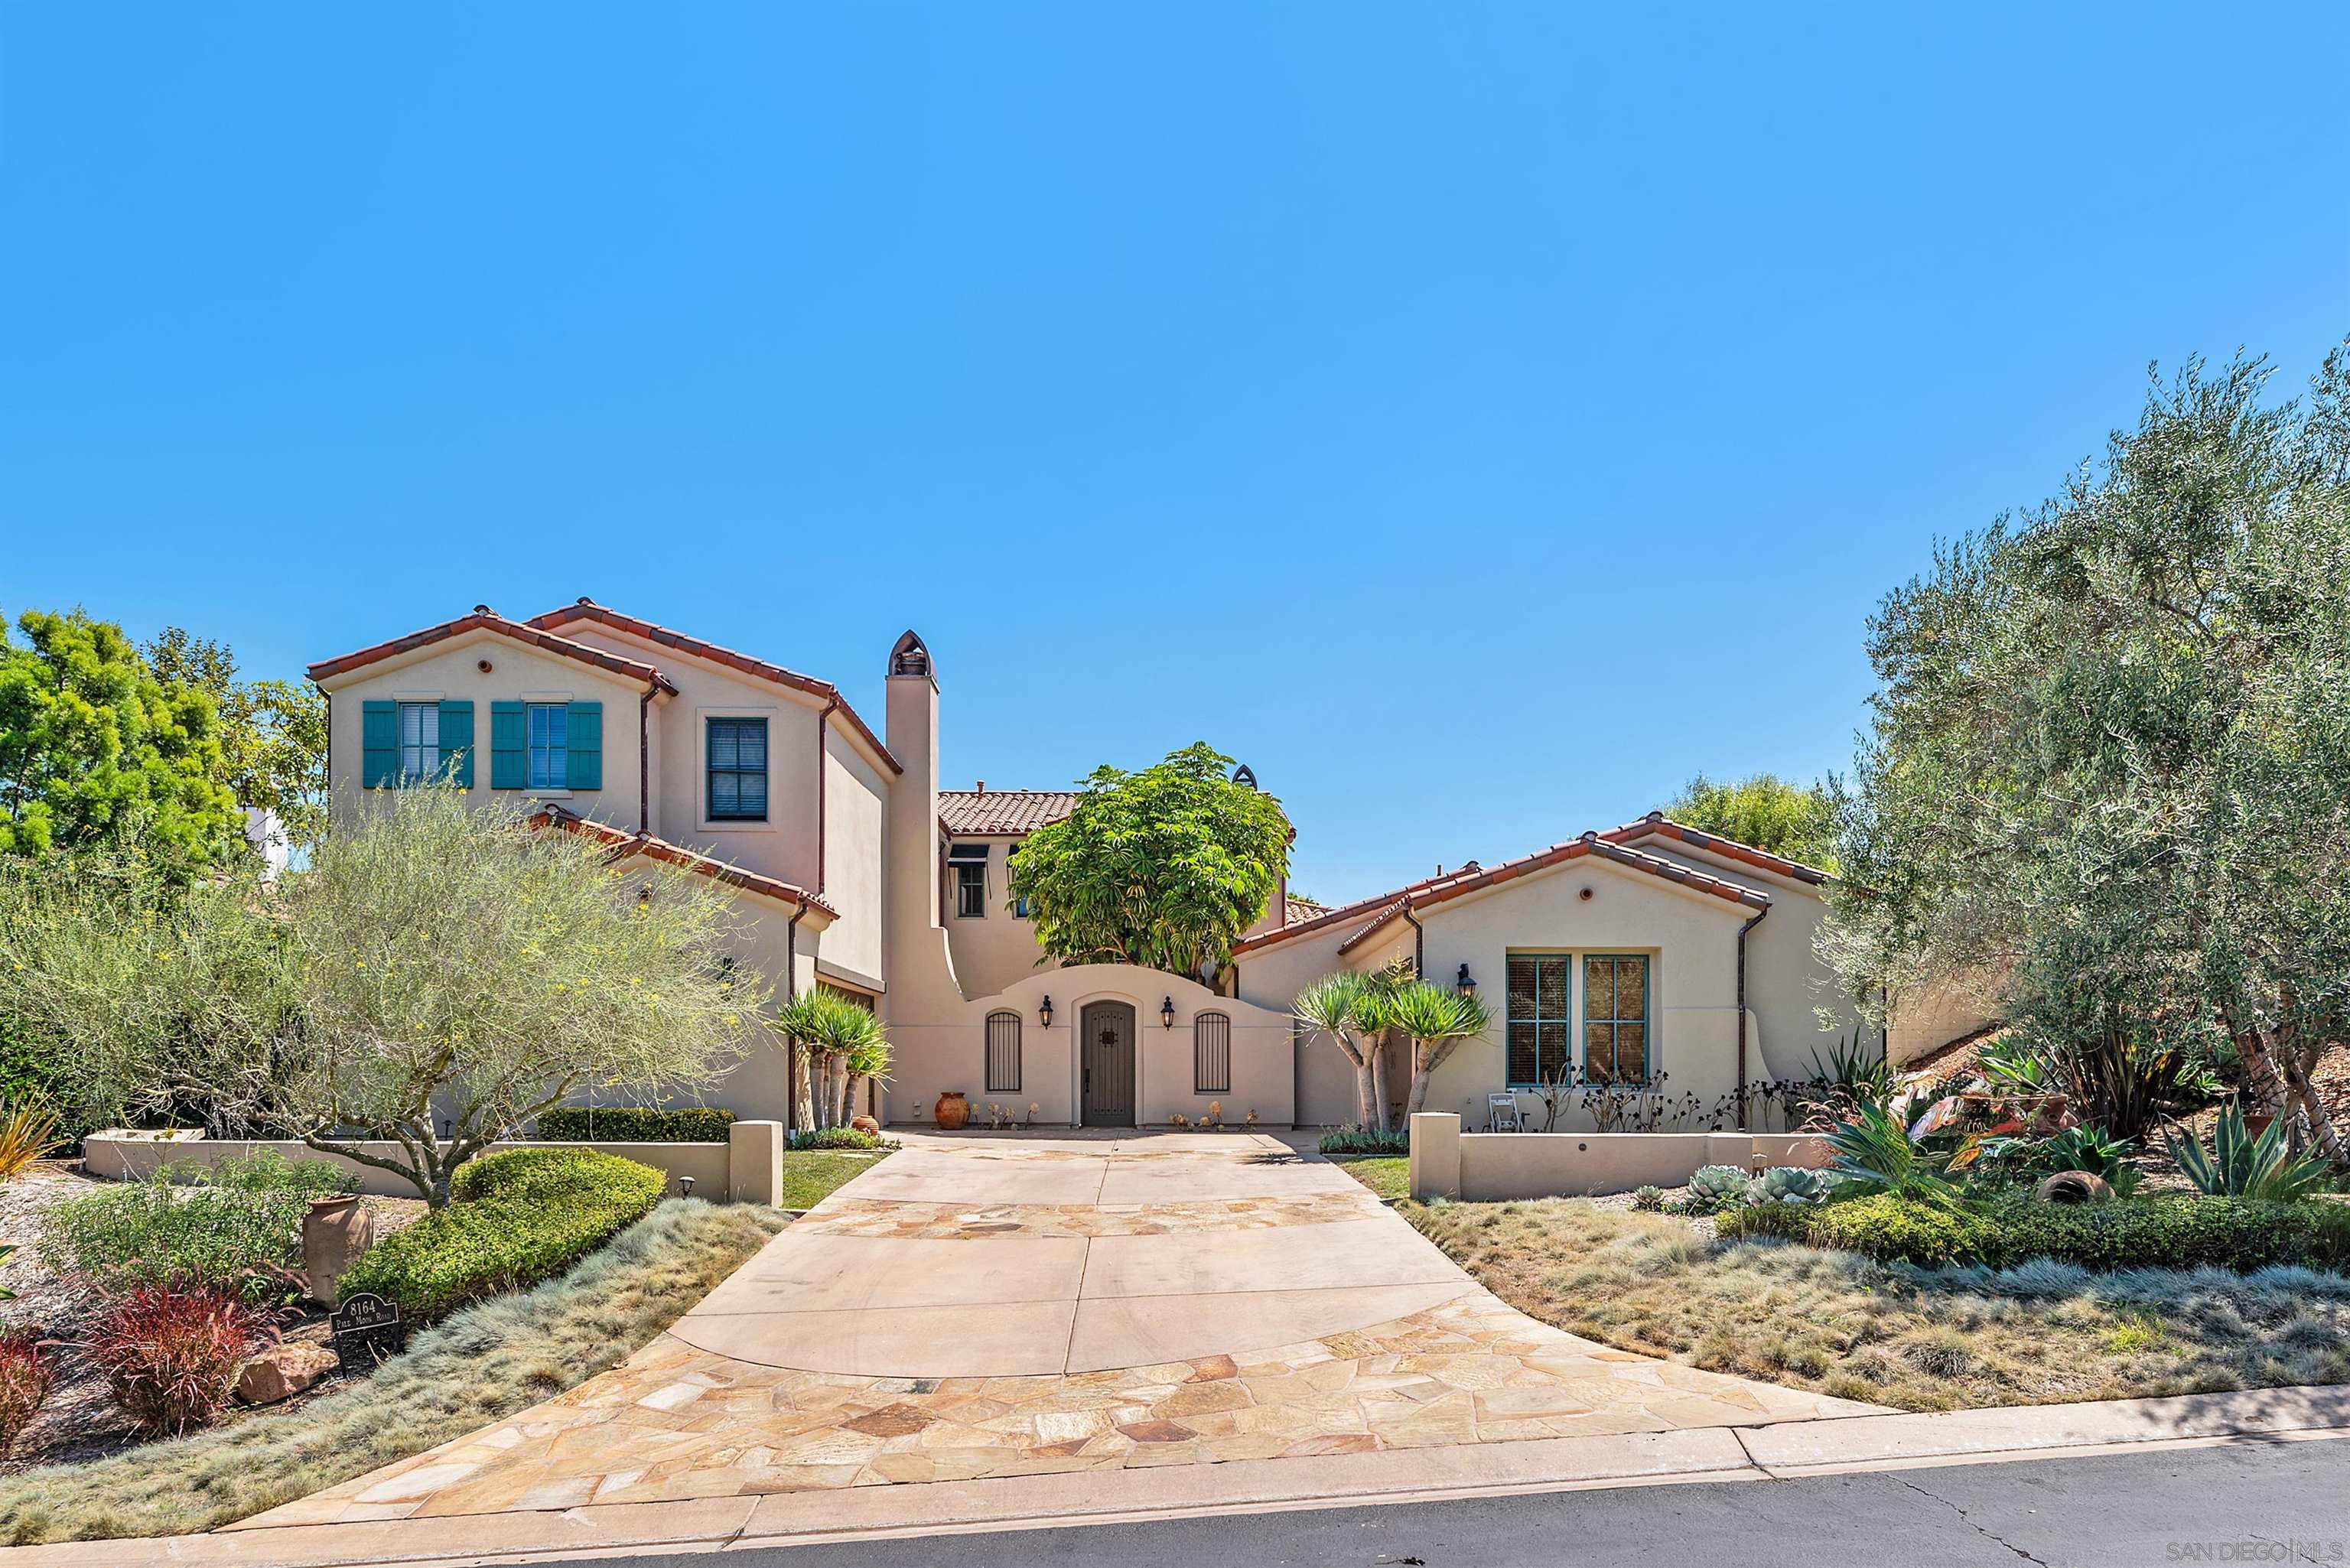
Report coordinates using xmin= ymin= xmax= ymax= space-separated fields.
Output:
xmin=528 ymin=804 xmax=837 ymax=918
xmin=1600 ymin=812 xmax=1830 ymax=884
xmin=308 ymin=608 xmax=678 ymax=693
xmin=526 ymin=600 xmax=900 ymax=775
xmin=939 ymin=789 xmax=1079 ymax=838
xmin=1235 ymin=826 xmax=1775 ymax=958
xmin=1284 ymin=895 xmax=1327 ymax=926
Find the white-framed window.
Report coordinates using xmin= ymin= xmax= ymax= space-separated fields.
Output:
xmin=397 ymin=701 xmax=441 ymax=783
xmin=526 ymin=703 xmax=568 ymax=789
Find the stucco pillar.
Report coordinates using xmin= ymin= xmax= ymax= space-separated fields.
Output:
xmin=1408 ymin=1112 xmax=1462 ymax=1202
xmin=729 ymin=1119 xmax=785 ymax=1206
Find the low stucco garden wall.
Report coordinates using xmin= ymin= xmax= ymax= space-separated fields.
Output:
xmin=84 ymin=1129 xmax=750 ymax=1200
xmin=1406 ymin=1113 xmax=1830 ymax=1201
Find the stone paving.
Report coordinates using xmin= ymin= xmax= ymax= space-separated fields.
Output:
xmin=240 ymin=1133 xmax=1877 ymax=1530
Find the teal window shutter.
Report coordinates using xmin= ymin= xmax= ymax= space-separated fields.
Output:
xmin=438 ymin=701 xmax=475 ymax=788
xmin=361 ymin=701 xmax=399 ymax=788
xmin=565 ymin=701 xmax=603 ymax=790
xmin=490 ymin=702 xmax=526 ymax=789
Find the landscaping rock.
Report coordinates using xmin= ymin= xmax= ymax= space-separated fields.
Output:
xmin=2035 ymin=1171 xmax=2114 ymax=1205
xmin=235 ymin=1342 xmax=340 ymax=1405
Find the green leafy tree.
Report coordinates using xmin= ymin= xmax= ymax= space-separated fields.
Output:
xmin=1007 ymin=743 xmax=1291 ymax=979
xmin=1666 ymin=773 xmax=1838 ymax=871
xmin=1824 ymin=344 xmax=2350 ymax=1165
xmin=144 ymin=629 xmax=329 ymax=850
xmin=0 ymin=609 xmax=240 ymax=870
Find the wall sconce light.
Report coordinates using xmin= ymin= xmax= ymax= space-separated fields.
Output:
xmin=678 ymin=1175 xmax=696 ymax=1199
xmin=1160 ymin=996 xmax=1177 ymax=1030
xmin=1038 ymin=994 xmax=1054 ymax=1026
xmin=1456 ymin=962 xmax=1476 ymax=999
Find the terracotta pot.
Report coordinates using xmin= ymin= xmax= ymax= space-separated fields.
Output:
xmin=934 ymin=1091 xmax=969 ymax=1130
xmin=2244 ymin=1111 xmax=2277 ymax=1138
xmin=850 ymin=1114 xmax=880 ymax=1135
xmin=302 ymin=1195 xmax=374 ymax=1309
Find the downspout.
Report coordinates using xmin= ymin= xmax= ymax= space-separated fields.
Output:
xmin=1400 ymin=903 xmax=1424 ymax=977
xmin=783 ymin=903 xmax=807 ymax=1137
xmin=816 ymin=696 xmax=836 ymax=895
xmin=1736 ymin=904 xmax=1769 ymax=1131
xmin=639 ymin=687 xmax=653 ymax=834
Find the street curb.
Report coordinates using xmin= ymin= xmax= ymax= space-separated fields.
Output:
xmin=13 ymin=1384 xmax=2348 ymax=1568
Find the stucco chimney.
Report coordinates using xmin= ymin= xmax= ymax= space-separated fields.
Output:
xmin=884 ymin=630 xmax=942 ymax=948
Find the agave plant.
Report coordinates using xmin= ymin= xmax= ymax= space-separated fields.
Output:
xmin=2166 ymin=1108 xmax=2334 ymax=1200
xmin=1807 ymin=1026 xmax=1893 ymax=1101
xmin=1744 ymin=1166 xmax=1831 ymax=1206
xmin=1687 ymin=1164 xmax=1750 ymax=1212
xmin=1976 ymin=1036 xmax=2060 ymax=1095
xmin=2038 ymin=1125 xmax=2140 ymax=1196
xmin=1825 ymin=1101 xmax=1960 ymax=1203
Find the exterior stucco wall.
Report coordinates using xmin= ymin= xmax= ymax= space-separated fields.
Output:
xmin=820 ymin=730 xmax=889 ymax=989
xmin=1888 ymin=966 xmax=2007 ymax=1065
xmin=321 ymin=633 xmax=649 ymax=829
xmin=555 ymin=624 xmax=828 ymax=890
xmin=1232 ymin=921 xmax=1356 ymax=1127
xmin=1636 ymin=843 xmax=1870 ymax=1080
xmin=881 ymin=964 xmax=1294 ymax=1128
xmin=939 ymin=835 xmax=1058 ymax=1000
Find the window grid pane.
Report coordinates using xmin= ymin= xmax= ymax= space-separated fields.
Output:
xmin=955 ymin=863 xmax=986 ymax=917
xmin=1583 ymin=955 xmax=1649 ymax=1083
xmin=1505 ymin=953 xmax=1574 ymax=1086
xmin=706 ymin=718 xmax=768 ymax=821
xmin=397 ymin=702 xmax=439 ymax=782
xmin=526 ymin=704 xmax=568 ymax=789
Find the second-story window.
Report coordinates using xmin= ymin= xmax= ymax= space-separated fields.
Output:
xmin=949 ymin=843 xmax=988 ymax=917
xmin=397 ymin=701 xmax=441 ymax=782
xmin=526 ymin=703 xmax=568 ymax=789
xmin=1007 ymin=841 xmax=1030 ymax=918
xmin=707 ymin=717 xmax=768 ymax=821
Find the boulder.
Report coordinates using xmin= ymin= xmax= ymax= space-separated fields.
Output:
xmin=235 ymin=1342 xmax=340 ymax=1405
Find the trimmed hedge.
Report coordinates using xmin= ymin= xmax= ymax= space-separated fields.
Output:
xmin=340 ymin=1149 xmax=666 ymax=1318
xmin=535 ymin=1107 xmax=735 ymax=1143
xmin=1718 ymin=1192 xmax=2350 ymax=1274
xmin=1319 ymin=1130 xmax=1410 ymax=1156
xmin=788 ymin=1128 xmax=880 ymax=1151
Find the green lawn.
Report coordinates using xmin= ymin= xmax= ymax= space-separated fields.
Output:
xmin=1331 ymin=1155 xmax=1408 ymax=1202
xmin=776 ymin=1149 xmax=891 ymax=1210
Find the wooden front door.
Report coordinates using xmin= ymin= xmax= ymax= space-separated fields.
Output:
xmin=1079 ymin=1002 xmax=1136 ymax=1127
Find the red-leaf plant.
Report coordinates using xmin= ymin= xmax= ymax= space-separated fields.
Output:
xmin=0 ymin=1329 xmax=53 ymax=1456
xmin=84 ymin=1277 xmax=279 ymax=1434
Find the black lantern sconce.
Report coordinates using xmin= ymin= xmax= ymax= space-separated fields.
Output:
xmin=1038 ymin=994 xmax=1054 ymax=1027
xmin=1160 ymin=996 xmax=1177 ymax=1030
xmin=678 ymin=1175 xmax=696 ymax=1199
xmin=1456 ymin=963 xmax=1477 ymax=999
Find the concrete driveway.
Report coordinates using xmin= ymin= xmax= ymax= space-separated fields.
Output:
xmin=248 ymin=1131 xmax=1873 ymax=1524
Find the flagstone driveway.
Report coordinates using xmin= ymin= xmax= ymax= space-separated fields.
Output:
xmin=242 ymin=1132 xmax=1876 ymax=1526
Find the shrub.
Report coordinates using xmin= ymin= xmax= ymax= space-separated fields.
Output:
xmin=1825 ymin=1101 xmax=1959 ymax=1203
xmin=1729 ymin=1191 xmax=2350 ymax=1274
xmin=0 ymin=1098 xmax=62 ymax=1183
xmin=41 ymin=1151 xmax=355 ymax=1301
xmin=85 ymin=1280 xmax=268 ymax=1434
xmin=1319 ymin=1129 xmax=1410 ymax=1156
xmin=338 ymin=1149 xmax=664 ymax=1318
xmin=0 ymin=1332 xmax=50 ymax=1457
xmin=787 ymin=1127 xmax=880 ymax=1151
xmin=534 ymin=1106 xmax=735 ymax=1143
xmin=1687 ymin=1165 xmax=1750 ymax=1212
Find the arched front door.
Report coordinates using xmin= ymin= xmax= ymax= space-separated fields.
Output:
xmin=1079 ymin=1001 xmax=1136 ymax=1127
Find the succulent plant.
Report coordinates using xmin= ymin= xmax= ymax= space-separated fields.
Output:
xmin=1744 ymin=1166 xmax=1831 ymax=1206
xmin=1687 ymin=1165 xmax=1751 ymax=1211
xmin=1631 ymin=1185 xmax=1665 ymax=1212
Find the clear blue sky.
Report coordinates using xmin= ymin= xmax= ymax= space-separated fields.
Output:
xmin=4 ymin=5 xmax=2345 ymax=904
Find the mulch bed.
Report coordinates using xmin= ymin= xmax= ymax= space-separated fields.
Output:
xmin=0 ymin=1160 xmax=425 ymax=1473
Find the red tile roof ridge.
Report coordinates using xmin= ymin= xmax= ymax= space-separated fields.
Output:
xmin=527 ymin=600 xmax=900 ymax=775
xmin=308 ymin=607 xmax=679 ymax=693
xmin=529 ymin=803 xmax=838 ymax=917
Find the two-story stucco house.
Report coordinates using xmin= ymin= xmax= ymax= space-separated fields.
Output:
xmin=311 ymin=602 xmax=1984 ymax=1131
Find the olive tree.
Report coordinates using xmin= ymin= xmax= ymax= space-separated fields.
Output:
xmin=282 ymin=788 xmax=771 ymax=1202
xmin=1824 ymin=344 xmax=2350 ymax=1162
